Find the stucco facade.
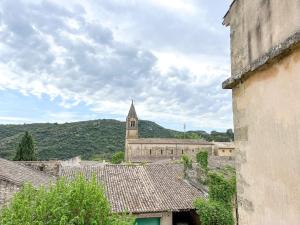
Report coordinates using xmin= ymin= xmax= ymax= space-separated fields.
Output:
xmin=223 ymin=1 xmax=300 ymax=224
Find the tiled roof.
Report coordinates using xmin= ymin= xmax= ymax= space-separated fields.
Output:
xmin=213 ymin=142 xmax=235 ymax=149
xmin=60 ymin=164 xmax=205 ymax=213
xmin=0 ymin=158 xmax=55 ymax=187
xmin=127 ymin=138 xmax=212 ymax=145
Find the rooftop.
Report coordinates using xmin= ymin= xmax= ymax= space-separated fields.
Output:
xmin=0 ymin=158 xmax=55 ymax=187
xmin=60 ymin=163 xmax=205 ymax=213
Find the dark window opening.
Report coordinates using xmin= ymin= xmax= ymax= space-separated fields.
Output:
xmin=130 ymin=121 xmax=135 ymax=127
xmin=182 ymin=150 xmax=184 ymax=154
xmin=161 ymin=149 xmax=163 ymax=155
xmin=150 ymin=149 xmax=152 ymax=155
xmin=222 ymin=149 xmax=225 ymax=153
xmin=171 ymin=149 xmax=173 ymax=154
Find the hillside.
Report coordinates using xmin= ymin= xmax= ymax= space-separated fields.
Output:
xmin=0 ymin=120 xmax=233 ymax=160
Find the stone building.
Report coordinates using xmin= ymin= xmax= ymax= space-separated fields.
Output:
xmin=61 ymin=163 xmax=205 ymax=225
xmin=0 ymin=158 xmax=54 ymax=209
xmin=223 ymin=0 xmax=300 ymax=224
xmin=213 ymin=142 xmax=235 ymax=157
xmin=125 ymin=102 xmax=214 ymax=162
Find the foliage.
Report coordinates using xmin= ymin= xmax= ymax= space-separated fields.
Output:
xmin=181 ymin=154 xmax=192 ymax=177
xmin=0 ymin=175 xmax=135 ymax=225
xmin=196 ymin=151 xmax=209 ymax=184
xmin=208 ymin=173 xmax=236 ymax=206
xmin=194 ymin=172 xmax=236 ymax=225
xmin=13 ymin=131 xmax=37 ymax=161
xmin=0 ymin=119 xmax=233 ymax=161
xmin=196 ymin=151 xmax=208 ymax=171
xmin=194 ymin=199 xmax=234 ymax=225
xmin=111 ymin=151 xmax=125 ymax=164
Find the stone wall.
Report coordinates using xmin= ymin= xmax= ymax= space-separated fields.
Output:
xmin=126 ymin=143 xmax=213 ymax=162
xmin=16 ymin=161 xmax=61 ymax=176
xmin=0 ymin=179 xmax=20 ymax=209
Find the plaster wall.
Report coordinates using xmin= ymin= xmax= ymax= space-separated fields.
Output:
xmin=232 ymin=47 xmax=300 ymax=225
xmin=226 ymin=0 xmax=300 ymax=75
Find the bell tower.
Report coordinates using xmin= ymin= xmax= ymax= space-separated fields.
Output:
xmin=126 ymin=100 xmax=139 ymax=139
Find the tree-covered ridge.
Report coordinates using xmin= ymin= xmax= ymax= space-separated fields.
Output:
xmin=0 ymin=120 xmax=233 ymax=160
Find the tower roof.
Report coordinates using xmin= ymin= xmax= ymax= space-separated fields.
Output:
xmin=127 ymin=100 xmax=138 ymax=119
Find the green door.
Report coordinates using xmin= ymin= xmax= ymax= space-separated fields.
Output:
xmin=135 ymin=217 xmax=160 ymax=225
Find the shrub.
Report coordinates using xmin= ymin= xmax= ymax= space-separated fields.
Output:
xmin=194 ymin=172 xmax=236 ymax=225
xmin=0 ymin=175 xmax=135 ymax=225
xmin=196 ymin=151 xmax=208 ymax=171
xmin=111 ymin=151 xmax=125 ymax=164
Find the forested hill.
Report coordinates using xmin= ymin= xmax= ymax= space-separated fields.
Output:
xmin=0 ymin=120 xmax=233 ymax=160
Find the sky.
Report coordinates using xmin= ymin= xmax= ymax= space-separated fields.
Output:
xmin=0 ymin=0 xmax=232 ymax=131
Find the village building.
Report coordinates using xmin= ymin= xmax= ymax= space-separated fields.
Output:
xmin=125 ymin=102 xmax=234 ymax=162
xmin=61 ymin=163 xmax=205 ymax=225
xmin=0 ymin=158 xmax=54 ymax=209
xmin=223 ymin=0 xmax=300 ymax=224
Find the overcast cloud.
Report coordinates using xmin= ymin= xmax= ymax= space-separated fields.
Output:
xmin=0 ymin=0 xmax=232 ymax=131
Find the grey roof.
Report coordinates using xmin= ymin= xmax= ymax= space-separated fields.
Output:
xmin=127 ymin=101 xmax=138 ymax=119
xmin=60 ymin=164 xmax=205 ymax=213
xmin=127 ymin=138 xmax=212 ymax=145
xmin=0 ymin=158 xmax=55 ymax=187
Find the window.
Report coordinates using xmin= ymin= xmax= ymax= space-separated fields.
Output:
xmin=222 ymin=149 xmax=225 ymax=153
xmin=150 ymin=149 xmax=152 ymax=155
xmin=161 ymin=149 xmax=163 ymax=155
xmin=130 ymin=120 xmax=135 ymax=127
xmin=230 ymin=149 xmax=232 ymax=153
xmin=182 ymin=149 xmax=184 ymax=154
xmin=171 ymin=149 xmax=173 ymax=155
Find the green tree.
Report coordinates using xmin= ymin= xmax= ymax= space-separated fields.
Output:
xmin=13 ymin=131 xmax=37 ymax=161
xmin=0 ymin=175 xmax=135 ymax=225
xmin=111 ymin=151 xmax=125 ymax=164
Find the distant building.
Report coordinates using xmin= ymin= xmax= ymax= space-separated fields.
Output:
xmin=125 ymin=101 xmax=235 ymax=162
xmin=223 ymin=0 xmax=300 ymax=224
xmin=125 ymin=101 xmax=216 ymax=162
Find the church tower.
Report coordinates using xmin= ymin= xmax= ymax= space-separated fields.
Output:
xmin=126 ymin=100 xmax=139 ymax=139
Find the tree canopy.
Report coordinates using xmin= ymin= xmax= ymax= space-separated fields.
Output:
xmin=13 ymin=131 xmax=37 ymax=161
xmin=0 ymin=175 xmax=135 ymax=225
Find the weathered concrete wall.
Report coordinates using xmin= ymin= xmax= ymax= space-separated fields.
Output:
xmin=225 ymin=0 xmax=300 ymax=76
xmin=160 ymin=212 xmax=172 ymax=225
xmin=135 ymin=212 xmax=172 ymax=225
xmin=233 ymin=46 xmax=300 ymax=225
xmin=0 ymin=179 xmax=20 ymax=209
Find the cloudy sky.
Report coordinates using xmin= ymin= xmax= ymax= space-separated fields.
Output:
xmin=0 ymin=0 xmax=232 ymax=131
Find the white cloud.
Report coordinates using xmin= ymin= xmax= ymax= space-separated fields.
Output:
xmin=0 ymin=0 xmax=232 ymax=131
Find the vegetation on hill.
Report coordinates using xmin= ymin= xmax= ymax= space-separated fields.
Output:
xmin=0 ymin=120 xmax=233 ymax=160
xmin=0 ymin=175 xmax=135 ymax=225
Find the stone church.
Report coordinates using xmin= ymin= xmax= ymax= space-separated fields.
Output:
xmin=125 ymin=101 xmax=214 ymax=162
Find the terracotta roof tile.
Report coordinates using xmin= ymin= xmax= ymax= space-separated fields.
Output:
xmin=60 ymin=164 xmax=204 ymax=213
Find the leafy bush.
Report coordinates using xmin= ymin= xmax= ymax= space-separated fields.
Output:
xmin=194 ymin=173 xmax=236 ymax=225
xmin=196 ymin=151 xmax=208 ymax=171
xmin=194 ymin=199 xmax=234 ymax=225
xmin=0 ymin=175 xmax=135 ymax=225
xmin=111 ymin=151 xmax=125 ymax=164
xmin=181 ymin=154 xmax=192 ymax=177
